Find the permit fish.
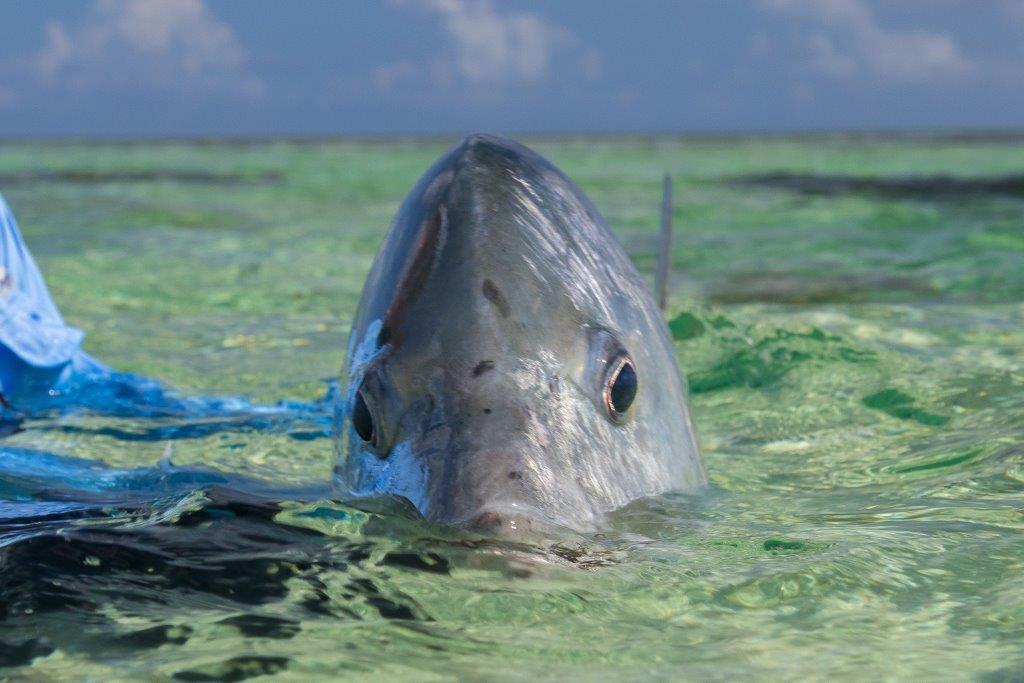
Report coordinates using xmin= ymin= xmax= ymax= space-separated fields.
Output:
xmin=336 ymin=134 xmax=705 ymax=536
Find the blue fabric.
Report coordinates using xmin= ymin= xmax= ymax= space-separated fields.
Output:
xmin=0 ymin=345 xmax=22 ymax=401
xmin=0 ymin=194 xmax=88 ymax=373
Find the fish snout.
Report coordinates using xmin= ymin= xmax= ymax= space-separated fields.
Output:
xmin=430 ymin=446 xmax=559 ymax=537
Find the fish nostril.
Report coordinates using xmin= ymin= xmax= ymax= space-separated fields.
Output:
xmin=465 ymin=509 xmax=535 ymax=536
xmin=467 ymin=510 xmax=505 ymax=533
xmin=472 ymin=360 xmax=494 ymax=377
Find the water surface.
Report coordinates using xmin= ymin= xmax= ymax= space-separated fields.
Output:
xmin=0 ymin=134 xmax=1022 ymax=680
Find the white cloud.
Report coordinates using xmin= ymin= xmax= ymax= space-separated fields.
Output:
xmin=425 ymin=0 xmax=574 ymax=84
xmin=764 ymin=0 xmax=974 ymax=82
xmin=32 ymin=0 xmax=265 ymax=99
xmin=384 ymin=0 xmax=598 ymax=91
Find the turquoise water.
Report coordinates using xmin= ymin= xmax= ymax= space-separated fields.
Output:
xmin=0 ymin=134 xmax=1022 ymax=680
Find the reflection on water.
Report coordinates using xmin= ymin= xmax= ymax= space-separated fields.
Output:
xmin=0 ymin=135 xmax=1022 ymax=680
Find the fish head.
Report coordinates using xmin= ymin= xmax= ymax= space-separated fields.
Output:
xmin=337 ymin=134 xmax=705 ymax=536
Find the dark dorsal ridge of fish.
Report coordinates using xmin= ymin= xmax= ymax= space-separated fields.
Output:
xmin=336 ymin=134 xmax=705 ymax=537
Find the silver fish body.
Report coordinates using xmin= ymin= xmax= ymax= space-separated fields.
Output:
xmin=337 ymin=134 xmax=705 ymax=536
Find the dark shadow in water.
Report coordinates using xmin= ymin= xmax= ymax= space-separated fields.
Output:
xmin=0 ymin=638 xmax=54 ymax=668
xmin=218 ymin=614 xmax=302 ymax=639
xmin=724 ymin=172 xmax=1024 ymax=200
xmin=0 ymin=485 xmax=438 ymax=673
xmin=0 ymin=170 xmax=283 ymax=186
xmin=172 ymin=656 xmax=290 ymax=681
xmin=0 ymin=447 xmax=620 ymax=676
xmin=1 ymin=494 xmax=296 ymax=614
xmin=706 ymin=272 xmax=940 ymax=305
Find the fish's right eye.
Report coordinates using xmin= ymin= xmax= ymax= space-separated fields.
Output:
xmin=352 ymin=387 xmax=377 ymax=449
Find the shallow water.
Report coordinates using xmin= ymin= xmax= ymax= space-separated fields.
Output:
xmin=0 ymin=134 xmax=1022 ymax=680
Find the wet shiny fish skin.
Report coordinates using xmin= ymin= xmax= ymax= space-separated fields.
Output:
xmin=338 ymin=134 xmax=705 ymax=535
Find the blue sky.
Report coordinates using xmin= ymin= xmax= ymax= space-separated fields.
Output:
xmin=2 ymin=0 xmax=1023 ymax=136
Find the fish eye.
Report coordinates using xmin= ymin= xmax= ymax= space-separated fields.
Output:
xmin=604 ymin=356 xmax=637 ymax=421
xmin=352 ymin=386 xmax=377 ymax=448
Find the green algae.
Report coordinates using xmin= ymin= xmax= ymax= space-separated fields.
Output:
xmin=862 ymin=388 xmax=950 ymax=426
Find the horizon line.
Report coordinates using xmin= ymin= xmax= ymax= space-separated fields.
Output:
xmin=3 ymin=125 xmax=1024 ymax=145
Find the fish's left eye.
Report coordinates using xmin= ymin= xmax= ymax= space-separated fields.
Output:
xmin=604 ymin=356 xmax=637 ymax=421
xmin=352 ymin=386 xmax=377 ymax=449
